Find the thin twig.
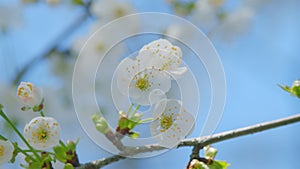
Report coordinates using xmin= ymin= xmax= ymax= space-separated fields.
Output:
xmin=13 ymin=9 xmax=90 ymax=85
xmin=76 ymin=114 xmax=300 ymax=169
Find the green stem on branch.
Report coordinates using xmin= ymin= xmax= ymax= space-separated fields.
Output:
xmin=0 ymin=109 xmax=41 ymax=161
xmin=17 ymin=148 xmax=37 ymax=162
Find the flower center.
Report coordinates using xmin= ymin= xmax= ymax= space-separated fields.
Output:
xmin=160 ymin=114 xmax=174 ymax=132
xmin=135 ymin=74 xmax=150 ymax=91
xmin=0 ymin=145 xmax=4 ymax=157
xmin=37 ymin=129 xmax=48 ymax=143
xmin=18 ymin=87 xmax=29 ymax=97
xmin=115 ymin=8 xmax=125 ymax=17
xmin=96 ymin=43 xmax=106 ymax=52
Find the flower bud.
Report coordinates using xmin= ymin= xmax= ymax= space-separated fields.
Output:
xmin=92 ymin=114 xmax=110 ymax=134
xmin=292 ymin=80 xmax=300 ymax=98
xmin=188 ymin=159 xmax=209 ymax=169
xmin=17 ymin=82 xmax=43 ymax=107
xmin=292 ymin=80 xmax=300 ymax=88
xmin=204 ymin=146 xmax=218 ymax=160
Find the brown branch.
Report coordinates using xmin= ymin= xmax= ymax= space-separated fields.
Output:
xmin=76 ymin=114 xmax=300 ymax=169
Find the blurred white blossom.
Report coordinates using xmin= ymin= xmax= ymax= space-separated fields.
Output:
xmin=0 ymin=4 xmax=23 ymax=31
xmin=91 ymin=0 xmax=135 ymax=22
xmin=45 ymin=0 xmax=60 ymax=5
xmin=0 ymin=140 xmax=14 ymax=165
xmin=215 ymin=7 xmax=254 ymax=41
xmin=190 ymin=0 xmax=224 ymax=30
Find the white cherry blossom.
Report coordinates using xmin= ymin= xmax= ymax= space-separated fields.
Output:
xmin=116 ymin=51 xmax=171 ymax=105
xmin=17 ymin=82 xmax=42 ymax=107
xmin=24 ymin=116 xmax=60 ymax=150
xmin=139 ymin=39 xmax=187 ymax=79
xmin=150 ymin=99 xmax=195 ymax=148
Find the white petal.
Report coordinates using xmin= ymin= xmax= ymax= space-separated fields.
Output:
xmin=158 ymin=125 xmax=182 ymax=148
xmin=116 ymin=58 xmax=139 ymax=96
xmin=169 ymin=67 xmax=188 ymax=79
xmin=150 ymin=119 xmax=161 ymax=137
xmin=149 ymin=89 xmax=166 ymax=106
xmin=152 ymin=99 xmax=168 ymax=119
xmin=176 ymin=109 xmax=195 ymax=137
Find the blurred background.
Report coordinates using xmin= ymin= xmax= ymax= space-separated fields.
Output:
xmin=0 ymin=0 xmax=299 ymax=168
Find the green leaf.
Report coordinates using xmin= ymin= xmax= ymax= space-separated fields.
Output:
xmin=53 ymin=146 xmax=67 ymax=163
xmin=292 ymin=85 xmax=300 ymax=98
xmin=208 ymin=160 xmax=230 ymax=169
xmin=278 ymin=84 xmax=291 ymax=93
xmin=64 ymin=163 xmax=74 ymax=169
xmin=173 ymin=2 xmax=195 ymax=15
xmin=0 ymin=104 xmax=3 ymax=110
xmin=129 ymin=132 xmax=140 ymax=139
xmin=27 ymin=161 xmax=43 ymax=169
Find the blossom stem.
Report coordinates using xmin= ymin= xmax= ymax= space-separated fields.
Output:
xmin=130 ymin=104 xmax=141 ymax=118
xmin=17 ymin=147 xmax=37 ymax=162
xmin=21 ymin=149 xmax=56 ymax=156
xmin=40 ymin=111 xmax=45 ymax=117
xmin=0 ymin=109 xmax=41 ymax=161
xmin=127 ymin=103 xmax=134 ymax=115
xmin=0 ymin=134 xmax=7 ymax=141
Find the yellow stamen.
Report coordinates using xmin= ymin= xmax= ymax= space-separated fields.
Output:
xmin=135 ymin=74 xmax=150 ymax=91
xmin=0 ymin=145 xmax=4 ymax=157
xmin=160 ymin=114 xmax=174 ymax=132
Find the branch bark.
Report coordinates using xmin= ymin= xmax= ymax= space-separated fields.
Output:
xmin=76 ymin=114 xmax=300 ymax=169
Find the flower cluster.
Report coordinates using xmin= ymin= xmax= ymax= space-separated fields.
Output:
xmin=114 ymin=39 xmax=195 ymax=148
xmin=0 ymin=82 xmax=72 ymax=168
xmin=116 ymin=39 xmax=187 ymax=105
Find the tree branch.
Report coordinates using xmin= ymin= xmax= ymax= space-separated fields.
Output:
xmin=76 ymin=114 xmax=300 ymax=169
xmin=12 ymin=6 xmax=91 ymax=85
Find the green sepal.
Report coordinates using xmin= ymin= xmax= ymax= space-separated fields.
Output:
xmin=118 ymin=117 xmax=130 ymax=130
xmin=129 ymin=132 xmax=140 ymax=139
xmin=10 ymin=142 xmax=18 ymax=163
xmin=64 ymin=163 xmax=75 ymax=169
xmin=32 ymin=98 xmax=44 ymax=112
xmin=21 ymin=106 xmax=31 ymax=111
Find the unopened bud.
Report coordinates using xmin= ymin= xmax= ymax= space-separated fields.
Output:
xmin=93 ymin=114 xmax=110 ymax=134
xmin=188 ymin=159 xmax=209 ymax=169
xmin=204 ymin=146 xmax=218 ymax=160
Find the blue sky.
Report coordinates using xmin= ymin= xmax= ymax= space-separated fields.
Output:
xmin=0 ymin=0 xmax=300 ymax=169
